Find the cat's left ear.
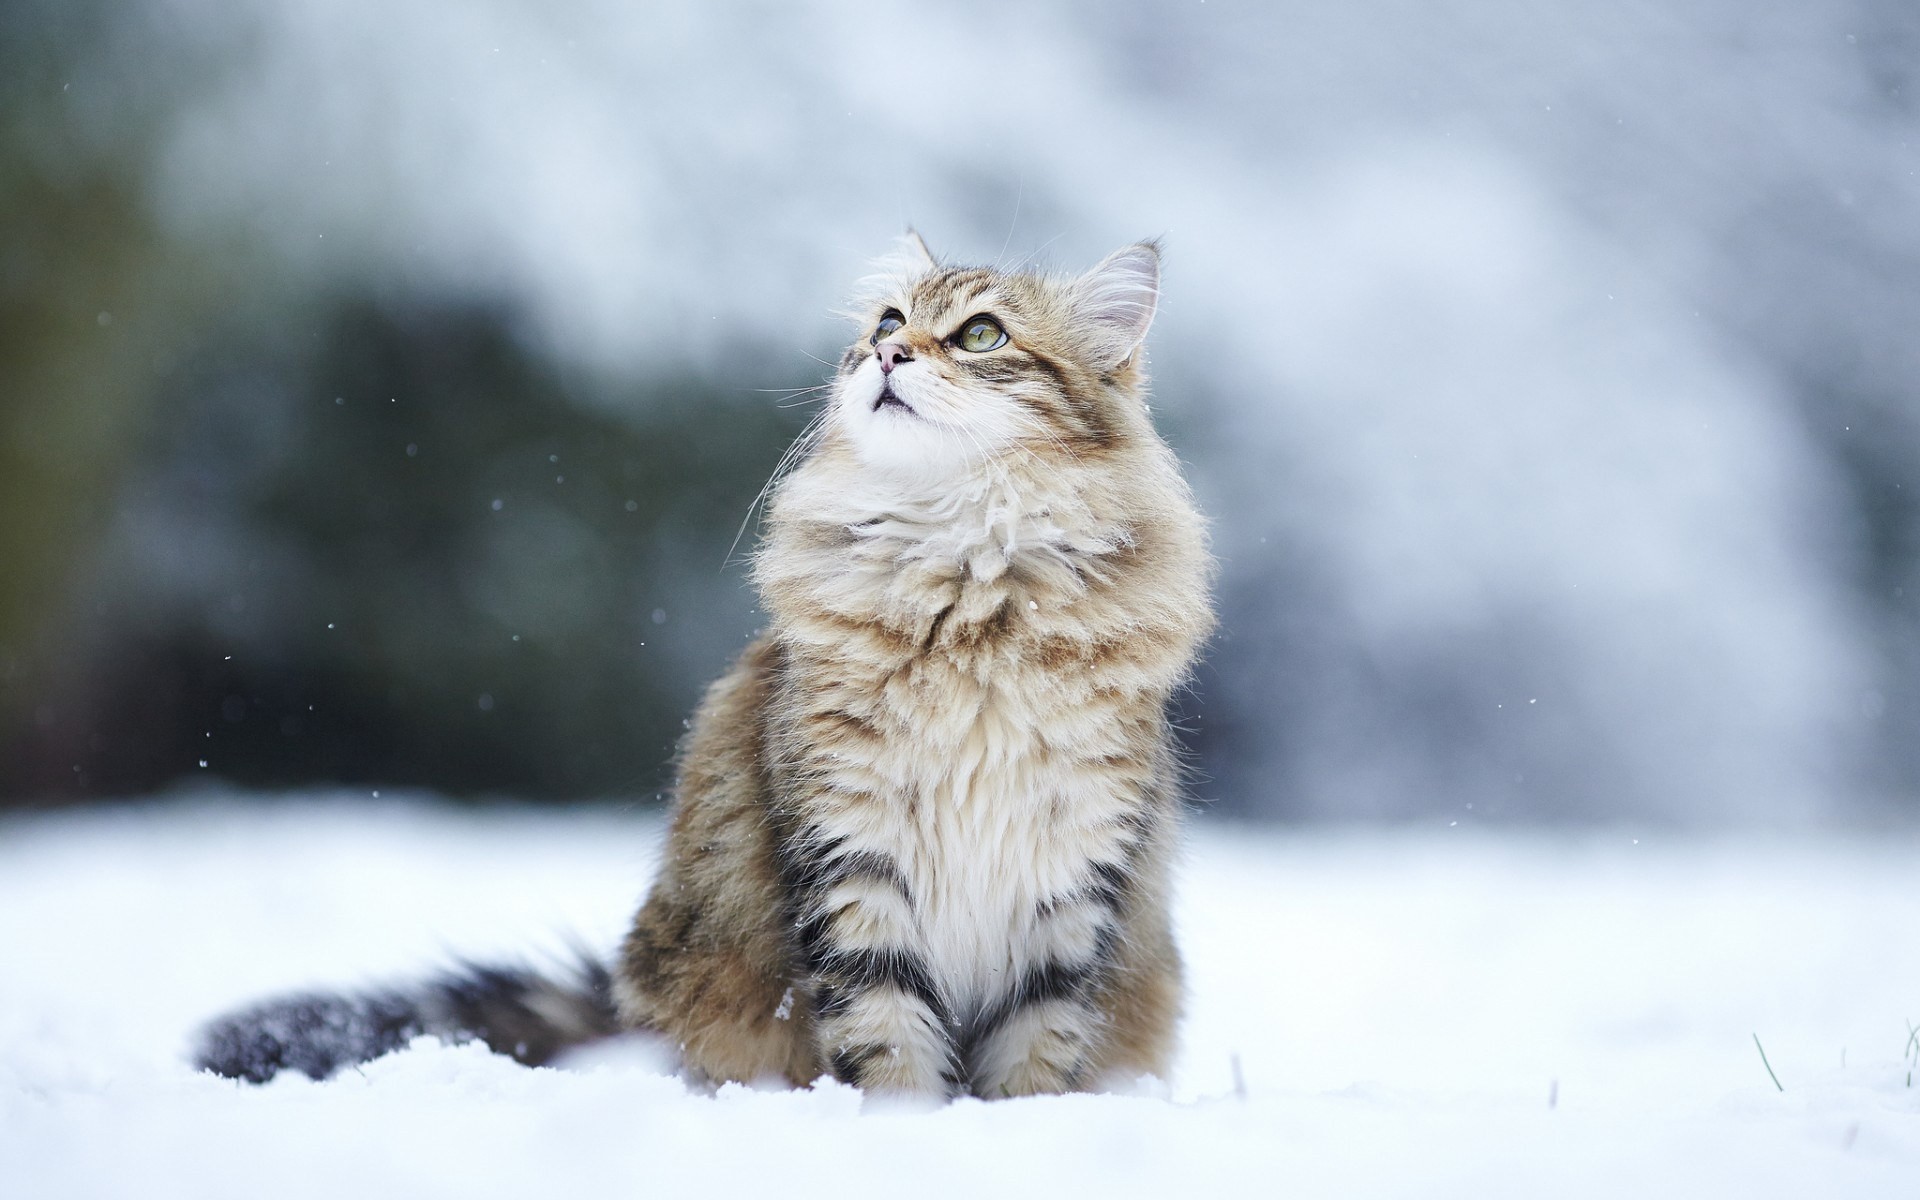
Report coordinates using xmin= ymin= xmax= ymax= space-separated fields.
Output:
xmin=1074 ymin=240 xmax=1161 ymax=368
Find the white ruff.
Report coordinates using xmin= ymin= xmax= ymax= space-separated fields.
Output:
xmin=781 ymin=461 xmax=1126 ymax=598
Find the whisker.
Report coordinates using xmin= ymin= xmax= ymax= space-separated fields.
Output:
xmin=1007 ymin=232 xmax=1067 ymax=276
xmin=995 ymin=175 xmax=1025 ymax=270
xmin=1004 ymin=398 xmax=1089 ymax=472
xmin=726 ymin=403 xmax=833 ymax=567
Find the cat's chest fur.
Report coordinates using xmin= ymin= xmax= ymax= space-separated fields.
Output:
xmin=871 ymin=644 xmax=1136 ymax=1015
xmin=769 ymin=475 xmax=1150 ymax=1014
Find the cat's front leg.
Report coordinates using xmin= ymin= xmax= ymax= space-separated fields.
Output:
xmin=964 ymin=864 xmax=1126 ymax=1097
xmin=794 ymin=846 xmax=959 ymax=1098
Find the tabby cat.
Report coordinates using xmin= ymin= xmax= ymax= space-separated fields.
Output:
xmin=195 ymin=235 xmax=1214 ymax=1101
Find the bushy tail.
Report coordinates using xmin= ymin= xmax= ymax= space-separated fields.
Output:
xmin=192 ymin=955 xmax=621 ymax=1083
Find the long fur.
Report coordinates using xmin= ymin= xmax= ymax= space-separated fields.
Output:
xmin=193 ymin=957 xmax=617 ymax=1083
xmin=195 ymin=238 xmax=1214 ymax=1100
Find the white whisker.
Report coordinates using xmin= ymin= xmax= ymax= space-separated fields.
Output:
xmin=995 ymin=175 xmax=1025 ymax=270
xmin=727 ymin=403 xmax=832 ymax=567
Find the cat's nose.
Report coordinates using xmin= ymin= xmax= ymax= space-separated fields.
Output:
xmin=876 ymin=340 xmax=913 ymax=374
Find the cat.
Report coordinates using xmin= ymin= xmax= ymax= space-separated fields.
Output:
xmin=194 ymin=234 xmax=1215 ymax=1100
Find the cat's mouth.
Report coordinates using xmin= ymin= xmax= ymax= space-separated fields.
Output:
xmin=872 ymin=384 xmax=914 ymax=414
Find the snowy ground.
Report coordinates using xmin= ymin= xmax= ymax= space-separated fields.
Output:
xmin=3 ymin=794 xmax=1917 ymax=1197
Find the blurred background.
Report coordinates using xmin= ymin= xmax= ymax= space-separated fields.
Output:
xmin=2 ymin=0 xmax=1915 ymax=825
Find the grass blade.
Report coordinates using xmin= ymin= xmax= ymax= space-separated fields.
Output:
xmin=1753 ymin=1033 xmax=1784 ymax=1092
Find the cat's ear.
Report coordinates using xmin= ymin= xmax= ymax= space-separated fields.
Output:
xmin=1073 ymin=240 xmax=1160 ymax=368
xmin=848 ymin=230 xmax=939 ymax=317
xmin=902 ymin=228 xmax=938 ymax=272
xmin=870 ymin=229 xmax=936 ymax=278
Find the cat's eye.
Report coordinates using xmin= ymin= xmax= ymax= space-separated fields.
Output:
xmin=871 ymin=310 xmax=904 ymax=344
xmin=954 ymin=315 xmax=1008 ymax=353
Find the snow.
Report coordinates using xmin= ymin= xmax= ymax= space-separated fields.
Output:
xmin=4 ymin=795 xmax=1918 ymax=1197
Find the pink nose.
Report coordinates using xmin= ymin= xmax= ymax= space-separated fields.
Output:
xmin=876 ymin=340 xmax=913 ymax=374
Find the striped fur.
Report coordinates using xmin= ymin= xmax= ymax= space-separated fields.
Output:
xmin=193 ymin=957 xmax=618 ymax=1083
xmin=619 ymin=238 xmax=1214 ymax=1099
xmin=194 ymin=239 xmax=1212 ymax=1100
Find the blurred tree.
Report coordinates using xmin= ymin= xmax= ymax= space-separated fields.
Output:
xmin=1 ymin=2 xmax=813 ymax=807
xmin=3 ymin=291 xmax=807 ymax=803
xmin=0 ymin=1 xmax=237 ymax=787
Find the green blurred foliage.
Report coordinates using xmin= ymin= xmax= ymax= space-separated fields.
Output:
xmin=2 ymin=2 xmax=228 ymax=774
xmin=3 ymin=287 xmax=808 ymax=802
xmin=0 ymin=5 xmax=812 ymax=803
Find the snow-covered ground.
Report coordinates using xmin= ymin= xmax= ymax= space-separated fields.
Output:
xmin=3 ymin=794 xmax=1917 ymax=1197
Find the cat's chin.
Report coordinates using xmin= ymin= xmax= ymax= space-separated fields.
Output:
xmin=832 ymin=391 xmax=966 ymax=479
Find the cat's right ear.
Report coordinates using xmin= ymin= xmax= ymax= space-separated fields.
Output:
xmin=901 ymin=228 xmax=938 ymax=272
xmin=848 ymin=231 xmax=938 ymax=317
xmin=867 ymin=229 xmax=938 ymax=280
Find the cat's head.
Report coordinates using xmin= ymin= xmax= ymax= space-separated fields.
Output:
xmin=827 ymin=234 xmax=1163 ymax=477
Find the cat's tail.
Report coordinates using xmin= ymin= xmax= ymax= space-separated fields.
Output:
xmin=191 ymin=954 xmax=622 ymax=1083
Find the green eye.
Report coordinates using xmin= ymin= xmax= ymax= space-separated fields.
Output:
xmin=871 ymin=310 xmax=904 ymax=344
xmin=954 ymin=315 xmax=1008 ymax=353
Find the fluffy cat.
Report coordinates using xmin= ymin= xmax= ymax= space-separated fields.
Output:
xmin=195 ymin=235 xmax=1214 ymax=1100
